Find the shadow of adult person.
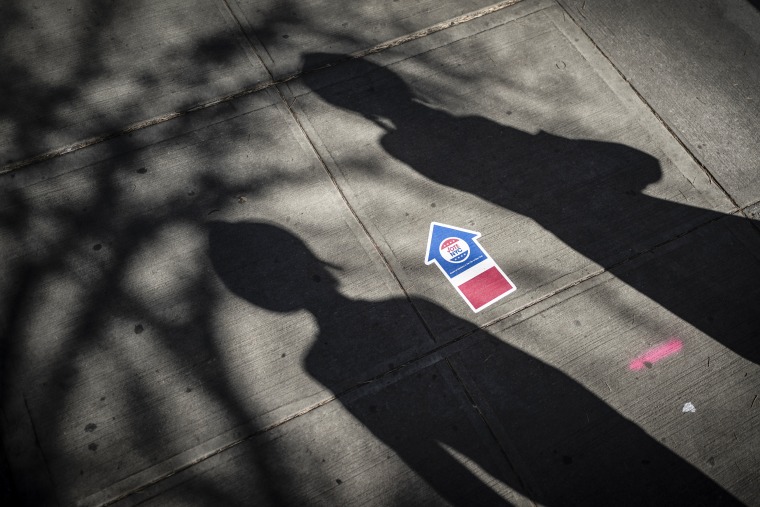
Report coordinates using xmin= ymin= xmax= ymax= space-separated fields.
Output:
xmin=209 ymin=221 xmax=740 ymax=506
xmin=301 ymin=53 xmax=760 ymax=367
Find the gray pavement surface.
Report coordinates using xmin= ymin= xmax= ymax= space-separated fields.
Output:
xmin=1 ymin=0 xmax=759 ymax=506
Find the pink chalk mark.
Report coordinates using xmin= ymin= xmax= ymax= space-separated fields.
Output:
xmin=629 ymin=338 xmax=683 ymax=371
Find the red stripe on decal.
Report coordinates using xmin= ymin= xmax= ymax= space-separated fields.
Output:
xmin=458 ymin=266 xmax=513 ymax=310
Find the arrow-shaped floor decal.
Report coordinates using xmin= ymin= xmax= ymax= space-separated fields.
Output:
xmin=425 ymin=222 xmax=516 ymax=312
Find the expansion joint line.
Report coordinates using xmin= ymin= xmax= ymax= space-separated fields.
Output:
xmin=444 ymin=357 xmax=534 ymax=500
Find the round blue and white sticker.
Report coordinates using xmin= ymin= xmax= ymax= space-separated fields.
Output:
xmin=439 ymin=237 xmax=470 ymax=263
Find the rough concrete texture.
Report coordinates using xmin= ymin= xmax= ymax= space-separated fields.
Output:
xmin=2 ymin=0 xmax=759 ymax=505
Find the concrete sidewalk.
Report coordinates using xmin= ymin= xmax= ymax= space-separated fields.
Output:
xmin=1 ymin=0 xmax=759 ymax=505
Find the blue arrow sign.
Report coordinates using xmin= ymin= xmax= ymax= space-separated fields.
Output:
xmin=425 ymin=222 xmax=516 ymax=312
xmin=425 ymin=223 xmax=487 ymax=278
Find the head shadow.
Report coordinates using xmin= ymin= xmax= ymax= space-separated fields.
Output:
xmin=208 ymin=221 xmax=340 ymax=314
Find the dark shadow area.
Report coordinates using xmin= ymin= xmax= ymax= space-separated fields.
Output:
xmin=301 ymin=53 xmax=760 ymax=367
xmin=210 ymin=220 xmax=742 ymax=506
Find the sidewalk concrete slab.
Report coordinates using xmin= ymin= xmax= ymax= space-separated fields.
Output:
xmin=450 ymin=215 xmax=760 ymax=505
xmin=113 ymin=361 xmax=531 ymax=507
xmin=226 ymin=0 xmax=515 ymax=78
xmin=558 ymin=0 xmax=760 ymax=207
xmin=0 ymin=0 xmax=269 ymax=166
xmin=0 ymin=88 xmax=432 ymax=505
xmin=285 ymin=0 xmax=739 ymax=340
xmin=2 ymin=0 xmax=760 ymax=505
